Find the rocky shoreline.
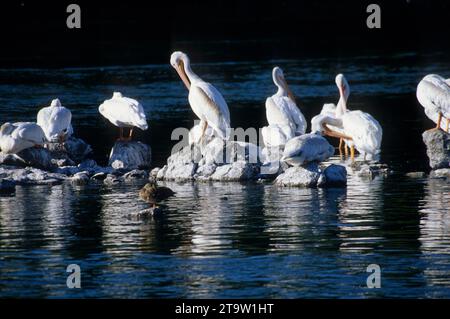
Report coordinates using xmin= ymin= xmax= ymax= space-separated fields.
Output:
xmin=2 ymin=128 xmax=449 ymax=194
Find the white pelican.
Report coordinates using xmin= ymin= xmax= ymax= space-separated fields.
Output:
xmin=99 ymin=92 xmax=148 ymax=141
xmin=281 ymin=132 xmax=335 ymax=166
xmin=313 ymin=74 xmax=382 ymax=161
xmin=170 ymin=51 xmax=230 ymax=143
xmin=417 ymin=74 xmax=450 ymax=132
xmin=264 ymin=66 xmax=306 ymax=139
xmin=311 ymin=74 xmax=351 ymax=154
xmin=0 ymin=122 xmax=46 ymax=154
xmin=37 ymin=98 xmax=73 ymax=144
xmin=261 ymin=124 xmax=294 ymax=147
xmin=188 ymin=122 xmax=214 ymax=145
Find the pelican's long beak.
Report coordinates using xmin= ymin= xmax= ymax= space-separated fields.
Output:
xmin=176 ymin=61 xmax=191 ymax=90
xmin=281 ymin=77 xmax=296 ymax=102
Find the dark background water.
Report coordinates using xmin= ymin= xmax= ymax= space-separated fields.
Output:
xmin=0 ymin=0 xmax=450 ymax=298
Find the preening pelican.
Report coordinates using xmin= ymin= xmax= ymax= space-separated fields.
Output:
xmin=170 ymin=51 xmax=231 ymax=143
xmin=37 ymin=98 xmax=73 ymax=144
xmin=0 ymin=122 xmax=46 ymax=154
xmin=417 ymin=74 xmax=450 ymax=132
xmin=262 ymin=66 xmax=306 ymax=147
xmin=99 ymin=92 xmax=148 ymax=141
xmin=281 ymin=132 xmax=335 ymax=166
xmin=313 ymin=74 xmax=382 ymax=161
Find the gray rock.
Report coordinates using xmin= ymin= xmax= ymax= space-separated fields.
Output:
xmin=210 ymin=161 xmax=260 ymax=181
xmin=275 ymin=163 xmax=322 ymax=187
xmin=123 ymin=169 xmax=149 ymax=180
xmin=46 ymin=137 xmax=93 ymax=164
xmin=203 ymin=140 xmax=262 ymax=165
xmin=423 ymin=130 xmax=450 ymax=170
xmin=0 ymin=148 xmax=55 ymax=170
xmin=71 ymin=171 xmax=90 ymax=185
xmin=194 ymin=163 xmax=217 ymax=180
xmin=318 ymin=164 xmax=347 ymax=187
xmin=150 ymin=167 xmax=160 ymax=178
xmin=91 ymin=172 xmax=107 ymax=181
xmin=0 ymin=179 xmax=16 ymax=194
xmin=430 ymin=168 xmax=450 ymax=179
xmin=109 ymin=141 xmax=152 ymax=170
xmin=164 ymin=162 xmax=198 ymax=181
xmin=351 ymin=162 xmax=391 ymax=179
xmin=103 ymin=174 xmax=124 ymax=185
xmin=156 ymin=165 xmax=168 ymax=180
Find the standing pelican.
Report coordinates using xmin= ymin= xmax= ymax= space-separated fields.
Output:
xmin=170 ymin=51 xmax=230 ymax=143
xmin=313 ymin=74 xmax=382 ymax=161
xmin=0 ymin=122 xmax=46 ymax=154
xmin=265 ymin=66 xmax=307 ymax=135
xmin=99 ymin=92 xmax=148 ymax=141
xmin=37 ymin=98 xmax=73 ymax=144
xmin=417 ymin=74 xmax=450 ymax=132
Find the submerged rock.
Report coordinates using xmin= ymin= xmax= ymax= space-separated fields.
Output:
xmin=318 ymin=164 xmax=347 ymax=187
xmin=348 ymin=162 xmax=391 ymax=179
xmin=123 ymin=169 xmax=149 ymax=180
xmin=109 ymin=141 xmax=152 ymax=170
xmin=423 ymin=130 xmax=450 ymax=170
xmin=406 ymin=171 xmax=427 ymax=178
xmin=70 ymin=171 xmax=90 ymax=186
xmin=0 ymin=166 xmax=66 ymax=185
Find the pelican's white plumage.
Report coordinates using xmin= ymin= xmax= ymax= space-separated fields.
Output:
xmin=0 ymin=122 xmax=46 ymax=154
xmin=99 ymin=92 xmax=148 ymax=130
xmin=416 ymin=74 xmax=450 ymax=131
xmin=265 ymin=67 xmax=306 ymax=136
xmin=261 ymin=124 xmax=294 ymax=147
xmin=37 ymin=98 xmax=73 ymax=142
xmin=170 ymin=51 xmax=230 ymax=141
xmin=189 ymin=121 xmax=214 ymax=145
xmin=281 ymin=133 xmax=335 ymax=166
xmin=314 ymin=74 xmax=382 ymax=159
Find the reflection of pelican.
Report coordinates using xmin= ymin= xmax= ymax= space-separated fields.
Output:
xmin=0 ymin=122 xmax=46 ymax=154
xmin=337 ymin=175 xmax=384 ymax=253
xmin=262 ymin=67 xmax=306 ymax=147
xmin=170 ymin=51 xmax=230 ymax=143
xmin=37 ymin=98 xmax=73 ymax=144
xmin=281 ymin=133 xmax=334 ymax=166
xmin=312 ymin=74 xmax=382 ymax=161
xmin=417 ymin=74 xmax=450 ymax=132
xmin=419 ymin=178 xmax=450 ymax=253
xmin=99 ymin=92 xmax=148 ymax=141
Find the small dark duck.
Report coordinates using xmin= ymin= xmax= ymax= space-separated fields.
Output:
xmin=139 ymin=182 xmax=175 ymax=208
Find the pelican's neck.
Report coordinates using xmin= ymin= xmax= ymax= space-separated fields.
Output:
xmin=182 ymin=57 xmax=201 ymax=84
xmin=336 ymin=86 xmax=348 ymax=117
xmin=273 ymin=74 xmax=287 ymax=97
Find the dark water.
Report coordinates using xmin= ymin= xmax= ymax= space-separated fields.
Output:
xmin=0 ymin=50 xmax=450 ymax=298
